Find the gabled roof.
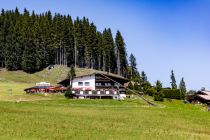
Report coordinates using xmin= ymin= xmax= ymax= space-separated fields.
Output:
xmin=197 ymin=95 xmax=210 ymax=101
xmin=58 ymin=71 xmax=129 ymax=85
xmin=197 ymin=91 xmax=210 ymax=96
xmin=74 ymin=72 xmax=128 ymax=81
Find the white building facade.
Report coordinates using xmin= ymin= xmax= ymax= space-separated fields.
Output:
xmin=59 ymin=72 xmax=129 ymax=99
xmin=72 ymin=75 xmax=96 ymax=90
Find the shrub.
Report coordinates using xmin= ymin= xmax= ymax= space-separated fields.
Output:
xmin=146 ymin=88 xmax=156 ymax=96
xmin=65 ymin=88 xmax=73 ymax=98
xmin=154 ymin=92 xmax=164 ymax=101
xmin=128 ymin=82 xmax=134 ymax=90
xmin=134 ymin=82 xmax=140 ymax=91
xmin=142 ymin=81 xmax=151 ymax=92
xmin=126 ymin=89 xmax=139 ymax=95
xmin=161 ymin=89 xmax=184 ymax=100
xmin=126 ymin=90 xmax=133 ymax=95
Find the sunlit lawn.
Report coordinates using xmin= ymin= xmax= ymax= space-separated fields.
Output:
xmin=0 ymin=97 xmax=210 ymax=140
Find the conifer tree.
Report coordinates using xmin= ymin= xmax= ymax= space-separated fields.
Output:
xmin=115 ymin=30 xmax=128 ymax=76
xmin=129 ymin=53 xmax=137 ymax=79
xmin=141 ymin=71 xmax=147 ymax=83
xmin=170 ymin=70 xmax=177 ymax=89
xmin=156 ymin=80 xmax=162 ymax=92
xmin=96 ymin=32 xmax=103 ymax=70
xmin=179 ymin=77 xmax=186 ymax=96
xmin=102 ymin=28 xmax=116 ymax=73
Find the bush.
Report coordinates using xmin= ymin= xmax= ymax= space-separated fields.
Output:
xmin=161 ymin=89 xmax=184 ymax=100
xmin=126 ymin=89 xmax=139 ymax=95
xmin=146 ymin=88 xmax=156 ymax=96
xmin=154 ymin=92 xmax=164 ymax=101
xmin=128 ymin=82 xmax=134 ymax=90
xmin=65 ymin=88 xmax=73 ymax=98
xmin=134 ymin=82 xmax=140 ymax=91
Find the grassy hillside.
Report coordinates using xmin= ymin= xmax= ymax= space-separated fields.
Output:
xmin=0 ymin=65 xmax=69 ymax=84
xmin=0 ymin=99 xmax=210 ymax=140
xmin=1 ymin=66 xmax=210 ymax=140
xmin=0 ymin=65 xmax=126 ymax=84
xmin=0 ymin=66 xmax=127 ymax=101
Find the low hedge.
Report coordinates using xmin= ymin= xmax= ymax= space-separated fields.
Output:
xmin=161 ymin=89 xmax=184 ymax=100
xmin=146 ymin=88 xmax=157 ymax=96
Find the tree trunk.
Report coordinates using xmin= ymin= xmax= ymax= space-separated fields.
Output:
xmin=98 ymin=54 xmax=101 ymax=70
xmin=117 ymin=49 xmax=121 ymax=75
xmin=102 ymin=54 xmax=106 ymax=71
xmin=56 ymin=48 xmax=58 ymax=65
xmin=59 ymin=45 xmax=61 ymax=65
xmin=91 ymin=52 xmax=93 ymax=69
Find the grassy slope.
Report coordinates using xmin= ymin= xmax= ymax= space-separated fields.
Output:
xmin=0 ymin=65 xmax=69 ymax=101
xmin=1 ymin=67 xmax=210 ymax=139
xmin=0 ymin=66 xmax=114 ymax=101
xmin=0 ymin=99 xmax=210 ymax=140
xmin=0 ymin=65 xmax=69 ymax=84
xmin=0 ymin=65 xmax=126 ymax=84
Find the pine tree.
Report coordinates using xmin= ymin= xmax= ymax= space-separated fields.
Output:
xmin=156 ymin=80 xmax=162 ymax=92
xmin=170 ymin=70 xmax=177 ymax=89
xmin=179 ymin=77 xmax=186 ymax=96
xmin=67 ymin=65 xmax=76 ymax=88
xmin=141 ymin=71 xmax=147 ymax=83
xmin=129 ymin=53 xmax=137 ymax=79
xmin=65 ymin=66 xmax=76 ymax=98
xmin=102 ymin=28 xmax=116 ymax=73
xmin=154 ymin=80 xmax=163 ymax=101
xmin=115 ymin=30 xmax=128 ymax=76
xmin=96 ymin=32 xmax=103 ymax=70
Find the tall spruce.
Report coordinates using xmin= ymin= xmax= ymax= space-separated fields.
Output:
xmin=115 ymin=30 xmax=127 ymax=76
xmin=96 ymin=32 xmax=103 ymax=70
xmin=141 ymin=71 xmax=147 ymax=83
xmin=170 ymin=70 xmax=177 ymax=89
xmin=102 ymin=28 xmax=116 ymax=73
xmin=179 ymin=77 xmax=186 ymax=96
xmin=129 ymin=53 xmax=137 ymax=79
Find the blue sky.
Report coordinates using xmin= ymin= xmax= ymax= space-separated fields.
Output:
xmin=1 ymin=0 xmax=210 ymax=90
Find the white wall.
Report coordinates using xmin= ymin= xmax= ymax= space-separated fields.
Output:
xmin=72 ymin=74 xmax=95 ymax=90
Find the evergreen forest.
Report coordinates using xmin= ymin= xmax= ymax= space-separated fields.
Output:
xmin=0 ymin=8 xmax=134 ymax=78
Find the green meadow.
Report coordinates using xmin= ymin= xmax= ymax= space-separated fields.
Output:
xmin=0 ymin=67 xmax=210 ymax=140
xmin=0 ymin=98 xmax=210 ymax=140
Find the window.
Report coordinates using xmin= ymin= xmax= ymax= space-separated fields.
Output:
xmin=106 ymin=91 xmax=110 ymax=94
xmin=96 ymin=83 xmax=102 ymax=86
xmin=105 ymin=83 xmax=111 ymax=86
xmin=78 ymin=82 xmax=83 ymax=86
xmin=85 ymin=82 xmax=90 ymax=86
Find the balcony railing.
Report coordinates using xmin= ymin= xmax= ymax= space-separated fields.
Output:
xmin=72 ymin=90 xmax=119 ymax=95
